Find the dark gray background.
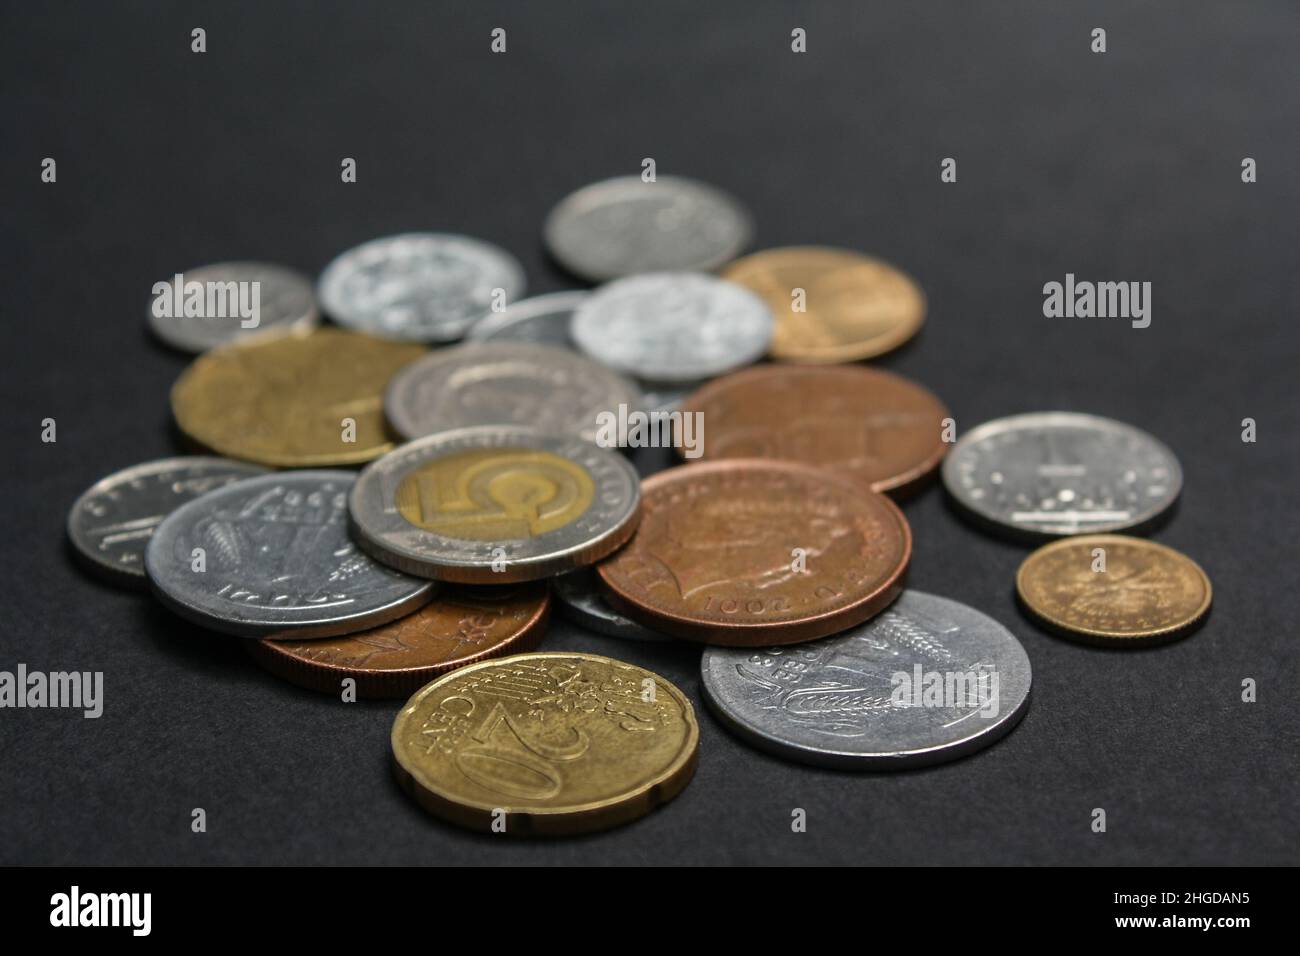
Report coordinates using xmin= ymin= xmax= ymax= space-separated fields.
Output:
xmin=2 ymin=1 xmax=1296 ymax=865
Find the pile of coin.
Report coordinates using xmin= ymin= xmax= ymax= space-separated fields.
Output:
xmin=67 ymin=173 xmax=1211 ymax=836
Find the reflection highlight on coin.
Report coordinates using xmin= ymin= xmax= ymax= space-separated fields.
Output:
xmin=249 ymin=582 xmax=550 ymax=697
xmin=702 ymin=590 xmax=1032 ymax=769
xmin=1016 ymin=534 xmax=1211 ymax=646
xmin=391 ymin=652 xmax=699 ymax=834
xmin=349 ymin=426 xmax=640 ymax=583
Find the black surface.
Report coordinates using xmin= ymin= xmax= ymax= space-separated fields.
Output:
xmin=2 ymin=1 xmax=1297 ymax=866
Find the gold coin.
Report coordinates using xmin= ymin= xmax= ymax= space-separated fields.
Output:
xmin=722 ymin=246 xmax=925 ymax=363
xmin=171 ymin=327 xmax=425 ymax=467
xmin=391 ymin=652 xmax=698 ymax=835
xmin=1016 ymin=535 xmax=1212 ymax=646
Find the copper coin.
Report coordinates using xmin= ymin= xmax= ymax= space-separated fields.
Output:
xmin=677 ymin=364 xmax=949 ymax=497
xmin=596 ymin=460 xmax=911 ymax=645
xmin=721 ymin=246 xmax=925 ymax=363
xmin=247 ymin=582 xmax=550 ymax=698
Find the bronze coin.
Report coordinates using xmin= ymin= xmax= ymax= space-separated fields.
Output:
xmin=677 ymin=364 xmax=949 ymax=497
xmin=247 ymin=582 xmax=550 ymax=698
xmin=596 ymin=460 xmax=911 ymax=645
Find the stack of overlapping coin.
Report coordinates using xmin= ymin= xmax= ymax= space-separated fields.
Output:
xmin=67 ymin=172 xmax=1208 ymax=836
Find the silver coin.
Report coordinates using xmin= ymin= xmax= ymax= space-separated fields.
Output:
xmin=317 ymin=232 xmax=526 ymax=343
xmin=67 ymin=457 xmax=269 ymax=589
xmin=385 ymin=342 xmax=642 ymax=445
xmin=145 ymin=471 xmax=434 ymax=637
xmin=348 ymin=426 xmax=640 ymax=583
xmin=147 ymin=262 xmax=318 ymax=353
xmin=942 ymin=411 xmax=1183 ymax=539
xmin=701 ymin=590 xmax=1032 ymax=770
xmin=465 ymin=290 xmax=587 ymax=345
xmin=552 ymin=568 xmax=671 ymax=643
xmin=544 ymin=175 xmax=752 ymax=281
xmin=571 ymin=272 xmax=773 ymax=382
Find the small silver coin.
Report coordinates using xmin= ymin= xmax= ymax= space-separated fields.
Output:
xmin=544 ymin=175 xmax=753 ymax=282
xmin=465 ymin=290 xmax=587 ymax=345
xmin=552 ymin=568 xmax=671 ymax=643
xmin=145 ymin=471 xmax=433 ymax=637
xmin=385 ymin=341 xmax=642 ymax=445
xmin=348 ymin=426 xmax=641 ymax=584
xmin=701 ymin=590 xmax=1032 ymax=770
xmin=571 ymin=272 xmax=773 ymax=382
xmin=147 ymin=262 xmax=318 ymax=353
xmin=317 ymin=232 xmax=526 ymax=343
xmin=942 ymin=411 xmax=1183 ymax=539
xmin=67 ymin=457 xmax=269 ymax=589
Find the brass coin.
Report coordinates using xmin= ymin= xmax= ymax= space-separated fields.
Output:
xmin=1016 ymin=535 xmax=1212 ymax=646
xmin=171 ymin=327 xmax=425 ymax=467
xmin=248 ymin=582 xmax=550 ymax=698
xmin=391 ymin=652 xmax=699 ymax=835
xmin=722 ymin=246 xmax=925 ymax=363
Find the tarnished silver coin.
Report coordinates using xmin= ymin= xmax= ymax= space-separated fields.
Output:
xmin=385 ymin=342 xmax=642 ymax=445
xmin=701 ymin=590 xmax=1032 ymax=770
xmin=942 ymin=411 xmax=1183 ymax=539
xmin=317 ymin=233 xmax=526 ymax=343
xmin=466 ymin=290 xmax=586 ymax=345
xmin=553 ymin=569 xmax=671 ymax=643
xmin=348 ymin=426 xmax=641 ymax=583
xmin=544 ymin=175 xmax=753 ymax=282
xmin=571 ymin=272 xmax=773 ymax=382
xmin=148 ymin=262 xmax=318 ymax=353
xmin=145 ymin=471 xmax=434 ymax=637
xmin=67 ymin=457 xmax=268 ymax=589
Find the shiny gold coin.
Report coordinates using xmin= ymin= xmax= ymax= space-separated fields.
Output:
xmin=391 ymin=652 xmax=698 ymax=835
xmin=722 ymin=246 xmax=925 ymax=363
xmin=1016 ymin=535 xmax=1212 ymax=646
xmin=171 ymin=327 xmax=425 ymax=467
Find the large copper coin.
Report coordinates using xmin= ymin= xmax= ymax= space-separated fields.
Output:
xmin=722 ymin=246 xmax=925 ymax=363
xmin=596 ymin=460 xmax=911 ymax=645
xmin=678 ymin=364 xmax=949 ymax=497
xmin=248 ymin=583 xmax=549 ymax=698
xmin=1016 ymin=535 xmax=1212 ymax=646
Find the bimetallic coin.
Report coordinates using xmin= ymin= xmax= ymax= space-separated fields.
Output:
xmin=317 ymin=233 xmax=526 ymax=343
xmin=67 ymin=457 xmax=268 ymax=589
xmin=349 ymin=426 xmax=641 ymax=583
xmin=702 ymin=590 xmax=1032 ymax=769
xmin=943 ymin=412 xmax=1183 ymax=539
xmin=248 ymin=582 xmax=550 ymax=697
xmin=171 ymin=327 xmax=425 ymax=467
xmin=465 ymin=290 xmax=587 ymax=345
xmin=384 ymin=342 xmax=641 ymax=445
xmin=544 ymin=175 xmax=752 ymax=282
xmin=553 ymin=569 xmax=671 ymax=643
xmin=679 ymin=364 xmax=949 ymax=497
xmin=391 ymin=652 xmax=698 ymax=834
xmin=1016 ymin=535 xmax=1212 ymax=646
xmin=571 ymin=272 xmax=773 ymax=383
xmin=145 ymin=471 xmax=433 ymax=638
xmin=597 ymin=460 xmax=911 ymax=645
xmin=147 ymin=261 xmax=318 ymax=353
xmin=722 ymin=247 xmax=925 ymax=363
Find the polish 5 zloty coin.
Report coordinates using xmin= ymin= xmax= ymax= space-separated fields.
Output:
xmin=67 ymin=457 xmax=268 ymax=589
xmin=543 ymin=175 xmax=752 ymax=282
xmin=147 ymin=261 xmax=319 ymax=353
xmin=317 ymin=232 xmax=526 ymax=343
xmin=145 ymin=471 xmax=434 ymax=638
xmin=391 ymin=651 xmax=699 ymax=834
xmin=348 ymin=426 xmax=641 ymax=583
xmin=701 ymin=590 xmax=1032 ymax=769
xmin=942 ymin=412 xmax=1183 ymax=539
xmin=465 ymin=290 xmax=587 ymax=345
xmin=384 ymin=342 xmax=642 ymax=445
xmin=571 ymin=272 xmax=774 ymax=382
xmin=552 ymin=568 xmax=671 ymax=643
